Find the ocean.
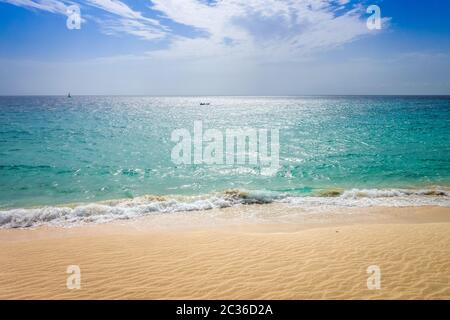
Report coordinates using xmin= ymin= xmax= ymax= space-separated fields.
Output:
xmin=0 ymin=96 xmax=449 ymax=227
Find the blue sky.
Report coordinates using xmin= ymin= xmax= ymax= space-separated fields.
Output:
xmin=0 ymin=0 xmax=449 ymax=95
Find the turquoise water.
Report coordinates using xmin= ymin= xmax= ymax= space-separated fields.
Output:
xmin=1 ymin=95 xmax=450 ymax=207
xmin=0 ymin=96 xmax=449 ymax=227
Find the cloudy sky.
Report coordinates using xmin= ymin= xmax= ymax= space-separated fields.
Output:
xmin=0 ymin=0 xmax=449 ymax=95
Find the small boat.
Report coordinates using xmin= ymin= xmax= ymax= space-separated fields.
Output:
xmin=67 ymin=93 xmax=72 ymax=98
xmin=200 ymin=102 xmax=210 ymax=106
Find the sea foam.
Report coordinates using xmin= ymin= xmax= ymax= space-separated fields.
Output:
xmin=0 ymin=188 xmax=449 ymax=228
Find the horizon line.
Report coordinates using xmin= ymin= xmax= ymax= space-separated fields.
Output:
xmin=1 ymin=94 xmax=450 ymax=97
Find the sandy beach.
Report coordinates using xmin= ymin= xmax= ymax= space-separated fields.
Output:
xmin=0 ymin=204 xmax=449 ymax=300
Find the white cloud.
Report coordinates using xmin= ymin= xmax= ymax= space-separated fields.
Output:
xmin=86 ymin=0 xmax=159 ymax=25
xmin=148 ymin=0 xmax=377 ymax=61
xmin=2 ymin=0 xmax=384 ymax=61
xmin=85 ymin=0 xmax=168 ymax=40
xmin=1 ymin=0 xmax=168 ymax=40
xmin=101 ymin=18 xmax=166 ymax=40
xmin=0 ymin=0 xmax=70 ymax=14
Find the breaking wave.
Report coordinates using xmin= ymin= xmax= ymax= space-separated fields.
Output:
xmin=0 ymin=188 xmax=449 ymax=228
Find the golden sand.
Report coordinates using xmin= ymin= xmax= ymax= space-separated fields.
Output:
xmin=0 ymin=205 xmax=449 ymax=299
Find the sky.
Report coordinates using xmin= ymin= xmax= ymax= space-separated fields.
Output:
xmin=0 ymin=0 xmax=449 ymax=95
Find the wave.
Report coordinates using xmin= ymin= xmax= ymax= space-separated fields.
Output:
xmin=0 ymin=188 xmax=449 ymax=228
xmin=0 ymin=190 xmax=270 ymax=229
xmin=316 ymin=188 xmax=450 ymax=198
xmin=282 ymin=188 xmax=450 ymax=208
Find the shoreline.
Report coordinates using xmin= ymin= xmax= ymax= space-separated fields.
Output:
xmin=1 ymin=205 xmax=449 ymax=299
xmin=1 ymin=186 xmax=450 ymax=229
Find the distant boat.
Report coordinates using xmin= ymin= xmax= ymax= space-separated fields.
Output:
xmin=200 ymin=102 xmax=210 ymax=105
xmin=67 ymin=93 xmax=72 ymax=98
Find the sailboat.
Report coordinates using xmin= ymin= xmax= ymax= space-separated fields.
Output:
xmin=67 ymin=92 xmax=72 ymax=98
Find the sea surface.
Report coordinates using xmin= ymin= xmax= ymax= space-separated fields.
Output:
xmin=0 ymin=96 xmax=449 ymax=227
